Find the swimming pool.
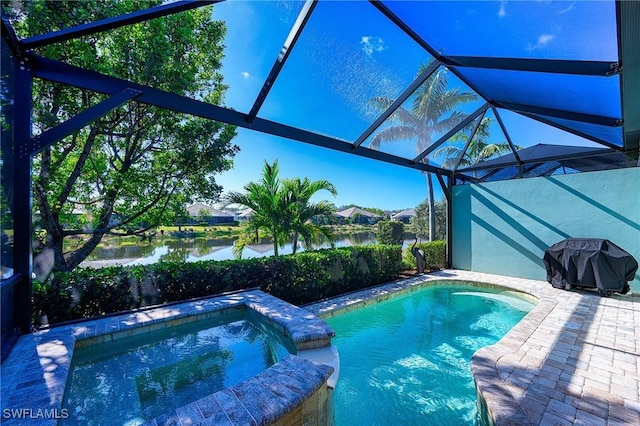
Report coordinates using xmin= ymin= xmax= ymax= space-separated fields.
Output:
xmin=325 ymin=284 xmax=534 ymax=425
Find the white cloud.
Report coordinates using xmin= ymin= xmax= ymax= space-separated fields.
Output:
xmin=241 ymin=71 xmax=250 ymax=79
xmin=498 ymin=1 xmax=507 ymax=18
xmin=527 ymin=33 xmax=555 ymax=51
xmin=557 ymin=2 xmax=575 ymax=15
xmin=537 ymin=33 xmax=555 ymax=46
xmin=360 ymin=36 xmax=385 ymax=56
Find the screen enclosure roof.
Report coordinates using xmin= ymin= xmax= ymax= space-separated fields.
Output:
xmin=3 ymin=0 xmax=639 ymax=185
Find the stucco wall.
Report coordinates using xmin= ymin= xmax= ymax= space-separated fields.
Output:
xmin=452 ymin=167 xmax=640 ymax=293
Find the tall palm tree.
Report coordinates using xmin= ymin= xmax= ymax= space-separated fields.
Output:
xmin=370 ymin=63 xmax=477 ymax=240
xmin=282 ymin=177 xmax=337 ymax=254
xmin=434 ymin=117 xmax=516 ymax=169
xmin=224 ymin=160 xmax=337 ymax=257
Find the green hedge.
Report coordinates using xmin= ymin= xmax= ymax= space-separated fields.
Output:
xmin=402 ymin=240 xmax=447 ymax=271
xmin=33 ymin=245 xmax=403 ymax=325
xmin=376 ymin=220 xmax=404 ymax=245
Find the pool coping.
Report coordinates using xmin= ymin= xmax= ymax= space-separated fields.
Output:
xmin=305 ymin=269 xmax=640 ymax=425
xmin=0 ymin=289 xmax=335 ymax=425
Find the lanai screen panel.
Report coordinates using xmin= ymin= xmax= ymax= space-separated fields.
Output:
xmin=524 ymin=114 xmax=624 ymax=147
xmin=431 ymin=108 xmax=522 ymax=171
xmin=455 ymin=144 xmax=635 ymax=183
xmin=361 ymin=65 xmax=485 ymax=162
xmin=210 ymin=0 xmax=306 ymax=113
xmin=14 ymin=3 xmax=228 ymax=99
xmin=1 ymin=36 xmax=15 ymax=281
xmin=428 ymin=115 xmax=485 ymax=170
xmin=259 ymin=0 xmax=432 ymax=142
xmin=380 ymin=0 xmax=618 ymax=61
xmin=453 ymin=68 xmax=621 ymax=124
xmin=491 ymin=110 xmax=614 ymax=150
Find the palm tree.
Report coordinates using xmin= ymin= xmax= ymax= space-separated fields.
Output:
xmin=369 ymin=63 xmax=477 ymax=240
xmin=224 ymin=160 xmax=337 ymax=257
xmin=225 ymin=160 xmax=288 ymax=257
xmin=434 ymin=117 xmax=516 ymax=169
xmin=282 ymin=177 xmax=337 ymax=254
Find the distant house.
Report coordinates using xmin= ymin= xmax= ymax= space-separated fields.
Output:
xmin=236 ymin=208 xmax=253 ymax=222
xmin=392 ymin=208 xmax=415 ymax=224
xmin=59 ymin=206 xmax=122 ymax=229
xmin=186 ymin=203 xmax=235 ymax=225
xmin=335 ymin=207 xmax=382 ymax=225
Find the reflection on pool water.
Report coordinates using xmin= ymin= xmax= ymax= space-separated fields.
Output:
xmin=326 ymin=285 xmax=534 ymax=425
xmin=61 ymin=310 xmax=294 ymax=425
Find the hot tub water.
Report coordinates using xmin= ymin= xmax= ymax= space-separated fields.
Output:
xmin=62 ymin=310 xmax=293 ymax=425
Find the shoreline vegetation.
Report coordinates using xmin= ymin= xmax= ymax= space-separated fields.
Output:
xmin=70 ymin=223 xmax=403 ymax=269
xmin=66 ymin=223 xmax=387 ymax=251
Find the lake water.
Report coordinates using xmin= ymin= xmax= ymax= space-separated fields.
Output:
xmin=82 ymin=232 xmax=417 ymax=268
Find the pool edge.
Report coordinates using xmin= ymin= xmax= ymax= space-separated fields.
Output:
xmin=308 ymin=269 xmax=640 ymax=425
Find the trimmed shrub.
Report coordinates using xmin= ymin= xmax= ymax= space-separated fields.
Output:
xmin=402 ymin=240 xmax=447 ymax=271
xmin=376 ymin=220 xmax=405 ymax=245
xmin=33 ymin=245 xmax=403 ymax=325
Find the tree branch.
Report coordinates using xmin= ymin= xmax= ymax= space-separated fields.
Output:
xmin=67 ymin=196 xmax=106 ymax=205
xmin=34 ymin=149 xmax=62 ymax=237
xmin=56 ymin=126 xmax=99 ymax=209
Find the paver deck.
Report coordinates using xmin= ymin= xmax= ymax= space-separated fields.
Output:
xmin=307 ymin=269 xmax=640 ymax=425
xmin=2 ymin=270 xmax=638 ymax=425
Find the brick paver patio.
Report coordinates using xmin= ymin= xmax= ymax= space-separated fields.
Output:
xmin=2 ymin=270 xmax=638 ymax=424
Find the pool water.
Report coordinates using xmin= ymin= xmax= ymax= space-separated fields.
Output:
xmin=326 ymin=285 xmax=533 ymax=425
xmin=62 ymin=310 xmax=293 ymax=425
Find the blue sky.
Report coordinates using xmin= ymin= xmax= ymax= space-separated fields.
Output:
xmin=210 ymin=0 xmax=617 ymax=211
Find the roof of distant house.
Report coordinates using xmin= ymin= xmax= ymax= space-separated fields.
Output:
xmin=392 ymin=208 xmax=416 ymax=219
xmin=237 ymin=208 xmax=253 ymax=218
xmin=335 ymin=207 xmax=382 ymax=218
xmin=187 ymin=203 xmax=234 ymax=217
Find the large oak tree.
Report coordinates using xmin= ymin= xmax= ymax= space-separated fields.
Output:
xmin=8 ymin=1 xmax=238 ymax=275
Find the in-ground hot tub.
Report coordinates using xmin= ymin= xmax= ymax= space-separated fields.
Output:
xmin=1 ymin=289 xmax=339 ymax=426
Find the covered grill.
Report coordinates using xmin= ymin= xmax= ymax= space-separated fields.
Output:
xmin=543 ymin=238 xmax=638 ymax=296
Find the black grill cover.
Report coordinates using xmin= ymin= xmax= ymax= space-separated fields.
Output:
xmin=543 ymin=238 xmax=638 ymax=294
